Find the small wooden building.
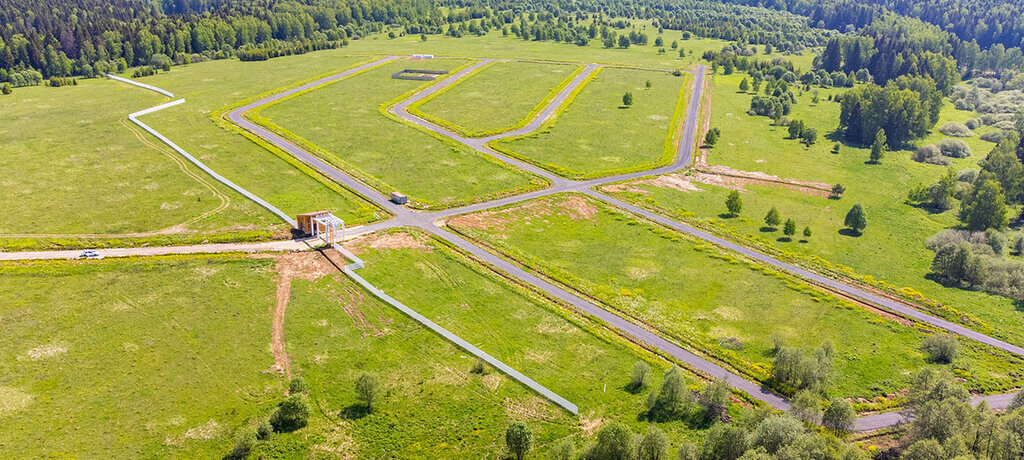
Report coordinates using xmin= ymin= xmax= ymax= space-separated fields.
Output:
xmin=296 ymin=211 xmax=333 ymax=236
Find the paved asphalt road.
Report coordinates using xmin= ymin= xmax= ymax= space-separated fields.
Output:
xmin=10 ymin=57 xmax=1019 ymax=430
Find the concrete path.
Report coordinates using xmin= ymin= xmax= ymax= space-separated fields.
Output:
xmin=17 ymin=56 xmax=1019 ymax=431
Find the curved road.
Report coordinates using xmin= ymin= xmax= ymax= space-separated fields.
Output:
xmin=223 ymin=56 xmax=1024 ymax=430
xmin=19 ymin=56 xmax=1019 ymax=431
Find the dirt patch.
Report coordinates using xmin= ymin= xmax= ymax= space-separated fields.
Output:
xmin=266 ymin=251 xmax=342 ymax=377
xmin=345 ymin=231 xmax=433 ymax=255
xmin=579 ymin=415 xmax=604 ymax=437
xmin=620 ymin=170 xmax=831 ymax=198
xmin=0 ymin=387 xmax=32 ymax=415
xmin=829 ymin=290 xmax=916 ymax=328
xmin=448 ymin=195 xmax=599 ymax=232
xmin=183 ymin=420 xmax=224 ymax=440
xmin=503 ymin=396 xmax=561 ymax=421
xmin=321 ymin=284 xmax=386 ymax=338
xmin=19 ymin=344 xmax=67 ymax=361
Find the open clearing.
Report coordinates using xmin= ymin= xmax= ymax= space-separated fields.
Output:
xmin=0 ymin=79 xmax=266 ymax=237
xmin=493 ymin=67 xmax=689 ymax=178
xmin=603 ymin=72 xmax=1024 ymax=349
xmin=413 ymin=60 xmax=581 ymax=136
xmin=254 ymin=58 xmax=546 ymax=209
xmin=446 ymin=193 xmax=1024 ymax=400
xmin=0 ymin=255 xmax=282 ymax=458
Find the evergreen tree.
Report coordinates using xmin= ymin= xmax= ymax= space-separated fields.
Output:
xmin=783 ymin=219 xmax=797 ymax=238
xmin=622 ymin=91 xmax=633 ymax=106
xmin=844 ymin=204 xmax=867 ymax=234
xmin=1 ymin=83 xmax=10 ymax=95
xmin=764 ymin=207 xmax=781 ymax=228
xmin=739 ymin=77 xmax=749 ymax=92
xmin=726 ymin=190 xmax=742 ymax=216
xmin=870 ymin=129 xmax=886 ymax=163
xmin=822 ymin=39 xmax=842 ymax=72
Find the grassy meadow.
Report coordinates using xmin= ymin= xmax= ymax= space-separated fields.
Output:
xmin=0 ymin=255 xmax=283 ymax=458
xmin=445 ymin=193 xmax=1024 ymax=401
xmin=254 ymin=57 xmax=546 ymax=209
xmin=493 ymin=67 xmax=690 ymax=178
xmin=603 ymin=72 xmax=1024 ymax=347
xmin=414 ymin=60 xmax=582 ymax=136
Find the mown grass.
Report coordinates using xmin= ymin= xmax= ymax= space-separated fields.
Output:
xmin=492 ymin=67 xmax=689 ymax=178
xmin=255 ymin=58 xmax=546 ymax=209
xmin=446 ymin=193 xmax=1024 ymax=401
xmin=414 ymin=60 xmax=581 ymax=136
xmin=0 ymin=255 xmax=283 ymax=458
xmin=603 ymin=72 xmax=1024 ymax=348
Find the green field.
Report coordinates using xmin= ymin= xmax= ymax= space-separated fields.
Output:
xmin=0 ymin=256 xmax=283 ymax=458
xmin=254 ymin=57 xmax=546 ymax=209
xmin=493 ymin=67 xmax=689 ymax=178
xmin=413 ymin=60 xmax=581 ymax=136
xmin=0 ymin=79 xmax=268 ymax=237
xmin=603 ymin=72 xmax=1024 ymax=348
xmin=446 ymin=193 xmax=1024 ymax=401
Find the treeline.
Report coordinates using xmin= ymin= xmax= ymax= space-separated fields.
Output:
xmin=0 ymin=0 xmax=439 ymax=80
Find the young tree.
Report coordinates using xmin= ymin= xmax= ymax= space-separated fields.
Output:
xmin=725 ymin=190 xmax=742 ymax=216
xmin=869 ymin=129 xmax=886 ymax=163
xmin=676 ymin=442 xmax=699 ymax=460
xmin=844 ymin=204 xmax=867 ymax=234
xmin=821 ymin=398 xmax=855 ymax=435
xmin=802 ymin=227 xmax=811 ymax=240
xmin=739 ymin=77 xmax=749 ymax=92
xmin=830 ymin=183 xmax=845 ymax=199
xmin=629 ymin=361 xmax=651 ymax=392
xmin=592 ymin=422 xmax=636 ymax=459
xmin=783 ymin=219 xmax=797 ymax=238
xmin=790 ymin=390 xmax=822 ymax=423
xmin=355 ymin=372 xmax=381 ymax=411
xmin=764 ymin=207 xmax=781 ymax=228
xmin=550 ymin=438 xmax=576 ymax=460
xmin=622 ymin=91 xmax=633 ymax=106
xmin=751 ymin=415 xmax=805 ymax=454
xmin=699 ymin=379 xmax=732 ymax=421
xmin=289 ymin=377 xmax=308 ymax=394
xmin=647 ymin=366 xmax=692 ymax=419
xmin=420 ymin=33 xmax=427 ymax=41
xmin=787 ymin=120 xmax=804 ymax=139
xmin=811 ymin=90 xmax=819 ymax=104
xmin=1 ymin=83 xmax=11 ymax=95
xmin=505 ymin=422 xmax=533 ymax=460
xmin=270 ymin=394 xmax=311 ymax=432
xmin=831 ymin=143 xmax=840 ymax=155
xmin=959 ymin=179 xmax=1009 ymax=230
xmin=700 ymin=423 xmax=748 ymax=460
xmin=645 ymin=80 xmax=652 ymax=89
xmin=638 ymin=426 xmax=669 ymax=460
xmin=705 ymin=129 xmax=718 ymax=147
xmin=921 ymin=335 xmax=958 ymax=364
xmin=232 ymin=427 xmax=258 ymax=458
xmin=800 ymin=128 xmax=818 ymax=146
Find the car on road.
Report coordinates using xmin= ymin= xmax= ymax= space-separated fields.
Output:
xmin=78 ymin=250 xmax=104 ymax=260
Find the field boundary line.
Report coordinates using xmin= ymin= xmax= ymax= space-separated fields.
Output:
xmin=106 ymin=73 xmax=174 ymax=97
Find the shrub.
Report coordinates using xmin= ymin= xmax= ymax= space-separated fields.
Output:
xmin=587 ymin=422 xmax=636 ymax=460
xmin=470 ymin=358 xmax=486 ymax=374
xmin=506 ymin=422 xmax=533 ymax=460
xmin=937 ymin=139 xmax=972 ymax=158
xmin=629 ymin=361 xmax=651 ymax=392
xmin=637 ymin=426 xmax=669 ymax=460
xmin=355 ymin=372 xmax=381 ymax=411
xmin=231 ymin=427 xmax=258 ymax=459
xmin=965 ymin=118 xmax=982 ymax=130
xmin=979 ymin=130 xmax=1006 ymax=143
xmin=912 ymin=144 xmax=942 ymax=164
xmin=256 ymin=419 xmax=273 ymax=440
xmin=939 ymin=121 xmax=974 ymax=137
xmin=700 ymin=423 xmax=748 ymax=460
xmin=699 ymin=379 xmax=732 ymax=421
xmin=646 ymin=366 xmax=693 ymax=420
xmin=921 ymin=335 xmax=958 ymax=364
xmin=751 ymin=415 xmax=805 ymax=454
xmin=270 ymin=394 xmax=310 ymax=432
xmin=288 ymin=377 xmax=308 ymax=394
xmin=822 ymin=398 xmax=855 ymax=435
xmin=550 ymin=438 xmax=577 ymax=460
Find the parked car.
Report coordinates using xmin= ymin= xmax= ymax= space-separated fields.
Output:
xmin=79 ymin=250 xmax=103 ymax=260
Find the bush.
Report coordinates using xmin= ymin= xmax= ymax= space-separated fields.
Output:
xmin=506 ymin=422 xmax=533 ymax=460
xmin=965 ymin=118 xmax=982 ymax=130
xmin=637 ymin=426 xmax=668 ymax=460
xmin=921 ymin=335 xmax=958 ymax=364
xmin=288 ymin=377 xmax=308 ymax=394
xmin=913 ymin=144 xmax=951 ymax=164
xmin=355 ymin=372 xmax=381 ymax=411
xmin=629 ymin=361 xmax=651 ymax=392
xmin=821 ymin=398 xmax=855 ymax=435
xmin=231 ymin=427 xmax=258 ymax=459
xmin=586 ymin=422 xmax=636 ymax=460
xmin=256 ymin=419 xmax=273 ymax=440
xmin=646 ymin=366 xmax=693 ymax=420
xmin=270 ymin=394 xmax=310 ymax=432
xmin=470 ymin=358 xmax=486 ymax=374
xmin=937 ymin=138 xmax=971 ymax=158
xmin=939 ymin=121 xmax=974 ymax=137
xmin=751 ymin=415 xmax=805 ymax=454
xmin=980 ymin=130 xmax=1006 ymax=143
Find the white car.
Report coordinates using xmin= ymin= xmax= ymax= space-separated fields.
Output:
xmin=78 ymin=250 xmax=104 ymax=260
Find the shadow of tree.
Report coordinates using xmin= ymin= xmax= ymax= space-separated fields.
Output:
xmin=760 ymin=226 xmax=778 ymax=233
xmin=341 ymin=404 xmax=370 ymax=420
xmin=838 ymin=228 xmax=862 ymax=237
